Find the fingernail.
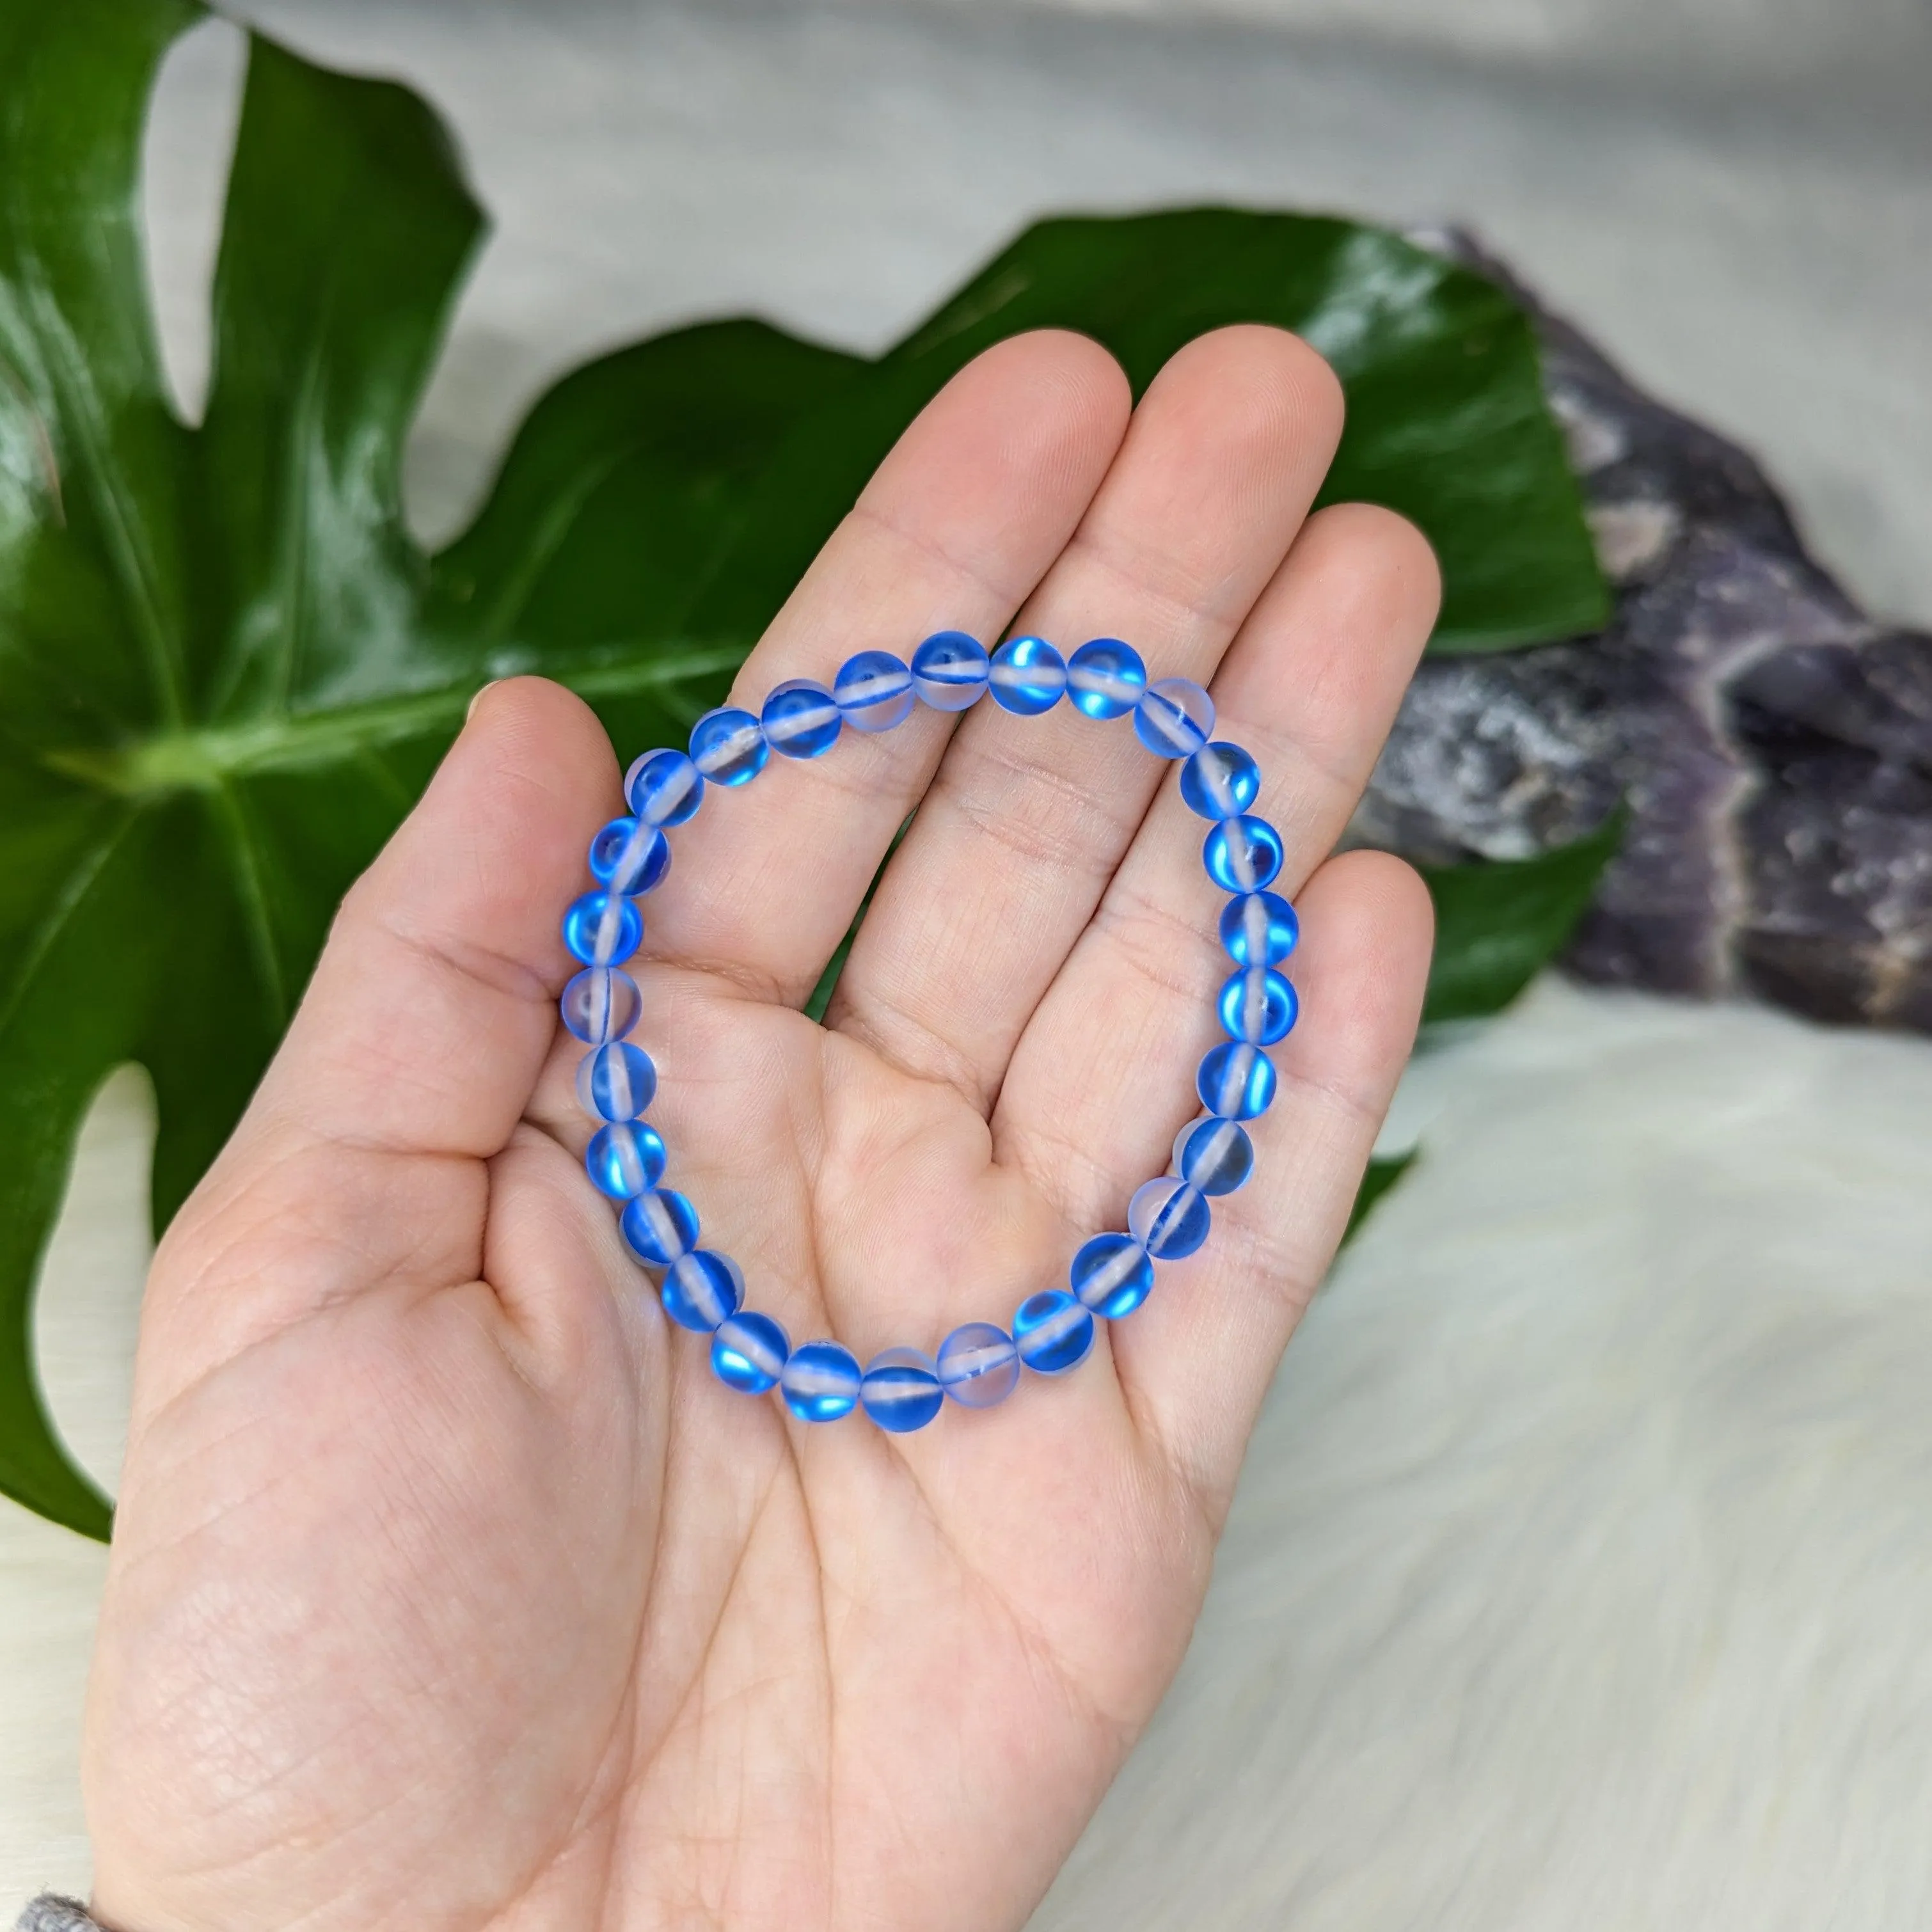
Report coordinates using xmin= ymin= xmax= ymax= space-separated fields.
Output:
xmin=466 ymin=679 xmax=499 ymax=724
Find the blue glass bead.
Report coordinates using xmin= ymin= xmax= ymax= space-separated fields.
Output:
xmin=713 ymin=1310 xmax=791 ymax=1395
xmin=690 ymin=706 xmax=770 ymax=786
xmin=782 ymin=1340 xmax=862 ymax=1422
xmin=1203 ymin=814 xmax=1285 ymax=893
xmin=1013 ymin=1289 xmax=1095 ymax=1375
xmin=1070 ymin=1233 xmax=1154 ymax=1319
xmin=1220 ymin=890 xmax=1299 ymax=967
xmin=1180 ymin=741 xmax=1262 ymax=820
xmin=661 ymin=1249 xmax=743 ymax=1333
xmin=561 ymin=890 xmax=642 ymax=967
xmin=1218 ymin=965 xmax=1299 ymax=1045
xmin=576 ymin=1041 xmax=658 ymax=1121
xmin=625 ymin=748 xmax=704 ymax=827
xmin=1066 ymin=638 xmax=1146 ymax=719
xmin=1134 ymin=676 xmax=1215 ymax=759
xmin=761 ymin=678 xmax=844 ymax=759
xmin=1198 ymin=1041 xmax=1278 ymax=1121
xmin=585 ymin=1120 xmax=667 ymax=1200
xmin=988 ymin=635 xmax=1066 ymax=715
xmin=560 ymin=967 xmax=642 ymax=1044
xmin=860 ymin=1346 xmax=945 ymax=1433
xmin=620 ymin=1187 xmax=699 ymax=1265
xmin=910 ymin=630 xmax=990 ymax=711
xmin=1128 ymin=1177 xmax=1212 ymax=1260
xmin=936 ymin=1322 xmax=1020 ymax=1408
xmin=834 ymin=650 xmax=915 ymax=732
xmin=589 ymin=816 xmax=670 ymax=896
xmin=1173 ymin=1115 xmax=1254 ymax=1196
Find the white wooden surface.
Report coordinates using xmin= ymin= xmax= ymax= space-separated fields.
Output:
xmin=7 ymin=1 xmax=1932 ymax=1919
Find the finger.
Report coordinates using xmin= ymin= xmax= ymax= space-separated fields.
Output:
xmin=995 ymin=503 xmax=1440 ymax=1214
xmin=250 ymin=676 xmax=617 ymax=1161
xmin=642 ymin=331 xmax=1131 ymax=1005
xmin=1111 ymin=850 xmax=1433 ymax=1517
xmin=827 ymin=326 xmax=1343 ymax=1107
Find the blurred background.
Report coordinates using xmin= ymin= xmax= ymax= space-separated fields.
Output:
xmin=8 ymin=0 xmax=1932 ymax=1924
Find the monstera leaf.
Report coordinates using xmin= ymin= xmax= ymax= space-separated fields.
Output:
xmin=0 ymin=0 xmax=1607 ymax=1539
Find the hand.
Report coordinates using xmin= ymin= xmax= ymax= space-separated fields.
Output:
xmin=83 ymin=327 xmax=1437 ymax=1932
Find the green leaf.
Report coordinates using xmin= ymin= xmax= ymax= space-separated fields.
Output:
xmin=0 ymin=10 xmax=1609 ymax=1538
xmin=1343 ymin=1150 xmax=1417 ymax=1246
xmin=1418 ymin=812 xmax=1625 ymax=1029
xmin=686 ymin=210 xmax=1608 ymax=656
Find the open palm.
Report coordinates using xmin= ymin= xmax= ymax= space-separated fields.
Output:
xmin=83 ymin=327 xmax=1437 ymax=1932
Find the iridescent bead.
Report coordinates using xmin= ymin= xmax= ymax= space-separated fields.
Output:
xmin=1203 ymin=814 xmax=1285 ymax=892
xmin=834 ymin=649 xmax=915 ymax=732
xmin=560 ymin=966 xmax=642 ymax=1044
xmin=937 ymin=1322 xmax=1020 ymax=1408
xmin=620 ymin=1187 xmax=699 ymax=1265
xmin=988 ymin=635 xmax=1066 ymax=715
xmin=625 ymin=748 xmax=703 ymax=827
xmin=712 ymin=1310 xmax=791 ymax=1395
xmin=782 ymin=1340 xmax=862 ymax=1421
xmin=585 ymin=1120 xmax=667 ymax=1200
xmin=576 ymin=1041 xmax=658 ymax=1121
xmin=561 ymin=890 xmax=642 ymax=966
xmin=1134 ymin=676 xmax=1215 ymax=759
xmin=1173 ymin=1115 xmax=1254 ymax=1196
xmin=1218 ymin=965 xmax=1299 ymax=1045
xmin=1070 ymin=1232 xmax=1154 ymax=1318
xmin=1066 ymin=637 xmax=1146 ymax=719
xmin=1013 ymin=1288 xmax=1095 ymax=1375
xmin=588 ymin=816 xmax=670 ymax=896
xmin=1180 ymin=741 xmax=1261 ymax=820
xmin=690 ymin=706 xmax=770 ymax=786
xmin=1198 ymin=1041 xmax=1278 ymax=1120
xmin=1219 ymin=890 xmax=1299 ymax=967
xmin=860 ymin=1346 xmax=945 ymax=1432
xmin=761 ymin=678 xmax=843 ymax=759
xmin=910 ymin=629 xmax=990 ymax=711
xmin=1128 ymin=1176 xmax=1211 ymax=1259
xmin=661 ymin=1249 xmax=743 ymax=1332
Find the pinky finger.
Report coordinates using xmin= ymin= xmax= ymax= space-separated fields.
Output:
xmin=1109 ymin=848 xmax=1433 ymax=1524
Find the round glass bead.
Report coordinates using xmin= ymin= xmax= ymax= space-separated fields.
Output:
xmin=936 ymin=1322 xmax=1020 ymax=1408
xmin=761 ymin=678 xmax=843 ymax=759
xmin=585 ymin=1120 xmax=667 ymax=1200
xmin=661 ymin=1249 xmax=743 ymax=1333
xmin=560 ymin=966 xmax=642 ymax=1044
xmin=1070 ymin=1232 xmax=1154 ymax=1319
xmin=782 ymin=1340 xmax=862 ymax=1422
xmin=910 ymin=629 xmax=990 ymax=711
xmin=561 ymin=890 xmax=642 ymax=967
xmin=860 ymin=1346 xmax=945 ymax=1433
xmin=835 ymin=649 xmax=916 ymax=732
xmin=1180 ymin=741 xmax=1262 ymax=820
xmin=988 ymin=635 xmax=1066 ymax=715
xmin=1066 ymin=638 xmax=1146 ymax=719
xmin=1013 ymin=1289 xmax=1095 ymax=1375
xmin=713 ymin=1310 xmax=791 ymax=1395
xmin=1198 ymin=1041 xmax=1278 ymax=1121
xmin=1173 ymin=1115 xmax=1254 ymax=1196
xmin=625 ymin=748 xmax=703 ymax=827
xmin=1134 ymin=676 xmax=1215 ymax=759
xmin=620 ymin=1187 xmax=699 ymax=1265
xmin=1220 ymin=890 xmax=1300 ymax=967
xmin=576 ymin=1041 xmax=658 ymax=1121
xmin=1218 ymin=965 xmax=1299 ymax=1045
xmin=1203 ymin=814 xmax=1285 ymax=892
xmin=690 ymin=706 xmax=770 ymax=785
xmin=589 ymin=816 xmax=670 ymax=896
xmin=1128 ymin=1177 xmax=1211 ymax=1260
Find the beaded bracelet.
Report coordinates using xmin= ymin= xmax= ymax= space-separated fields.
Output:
xmin=559 ymin=631 xmax=1297 ymax=1432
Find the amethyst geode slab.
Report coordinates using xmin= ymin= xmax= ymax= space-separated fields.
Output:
xmin=1352 ymin=238 xmax=1932 ymax=1031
